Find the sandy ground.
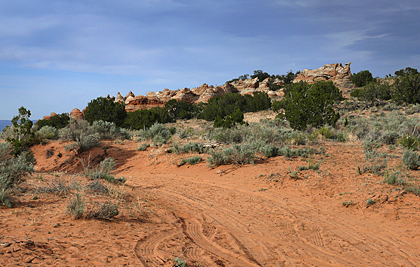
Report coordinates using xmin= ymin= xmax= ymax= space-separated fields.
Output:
xmin=1 ymin=137 xmax=420 ymax=266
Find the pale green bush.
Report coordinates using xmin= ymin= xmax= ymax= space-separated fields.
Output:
xmin=37 ymin=126 xmax=59 ymax=140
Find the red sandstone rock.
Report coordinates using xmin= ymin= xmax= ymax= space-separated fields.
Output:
xmin=70 ymin=108 xmax=84 ymax=120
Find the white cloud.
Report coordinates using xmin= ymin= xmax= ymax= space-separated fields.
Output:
xmin=325 ymin=30 xmax=389 ymax=49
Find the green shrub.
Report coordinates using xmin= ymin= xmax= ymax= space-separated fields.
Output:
xmin=399 ymin=135 xmax=419 ymax=150
xmin=37 ymin=126 xmax=59 ymax=140
xmin=402 ymin=150 xmax=420 ymax=170
xmin=280 ymin=81 xmax=342 ymax=130
xmin=0 ymin=151 xmax=34 ymax=207
xmin=198 ymin=92 xmax=270 ymax=123
xmin=124 ymin=107 xmax=174 ymax=130
xmin=85 ymin=157 xmax=125 ymax=184
xmin=6 ymin=107 xmax=41 ymax=156
xmin=395 ymin=67 xmax=418 ymax=77
xmin=392 ymin=74 xmax=420 ymax=105
xmin=336 ymin=131 xmax=347 ymax=142
xmin=405 ymin=104 xmax=420 ymax=115
xmin=176 ymin=128 xmax=193 ymax=139
xmin=351 ymin=82 xmax=392 ymax=104
xmin=207 ymin=144 xmax=256 ymax=167
xmin=69 ymin=133 xmax=101 ymax=154
xmin=213 ymin=108 xmax=244 ymax=128
xmin=186 ymin=156 xmax=202 ymax=165
xmin=165 ymin=99 xmax=202 ymax=120
xmin=271 ymin=100 xmax=283 ymax=113
xmin=0 ymin=189 xmax=12 ymax=208
xmin=92 ymin=120 xmax=123 ymax=140
xmin=366 ymin=198 xmax=375 ymax=205
xmin=137 ymin=143 xmax=150 ymax=151
xmin=137 ymin=123 xmax=173 ymax=146
xmin=277 ymin=146 xmax=323 ymax=158
xmin=36 ymin=113 xmax=70 ymax=129
xmin=260 ymin=145 xmax=280 ymax=158
xmin=383 ymin=170 xmax=404 ymax=185
xmin=84 ymin=97 xmax=127 ymax=127
xmin=318 ymin=126 xmax=335 ymax=139
xmin=351 ymin=70 xmax=375 ymax=87
xmin=86 ymin=201 xmax=119 ymax=220
xmin=210 ymin=126 xmax=244 ymax=144
xmin=66 ymin=193 xmax=85 ymax=219
xmin=382 ymin=131 xmax=400 ymax=145
xmin=172 ymin=142 xmax=205 ymax=154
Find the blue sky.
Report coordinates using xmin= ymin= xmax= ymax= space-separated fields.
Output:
xmin=0 ymin=0 xmax=419 ymax=120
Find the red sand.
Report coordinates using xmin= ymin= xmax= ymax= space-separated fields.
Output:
xmin=1 ymin=139 xmax=420 ymax=266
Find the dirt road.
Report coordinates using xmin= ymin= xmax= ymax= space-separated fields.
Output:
xmin=2 ymin=140 xmax=420 ymax=266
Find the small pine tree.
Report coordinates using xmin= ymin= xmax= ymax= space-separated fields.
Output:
xmin=351 ymin=70 xmax=375 ymax=87
xmin=84 ymin=97 xmax=127 ymax=127
xmin=281 ymin=81 xmax=342 ymax=131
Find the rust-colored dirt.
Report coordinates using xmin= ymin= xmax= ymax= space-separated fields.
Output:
xmin=1 ymin=139 xmax=420 ymax=266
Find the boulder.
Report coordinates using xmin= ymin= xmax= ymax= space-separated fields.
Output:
xmin=125 ymin=95 xmax=166 ymax=112
xmin=125 ymin=91 xmax=135 ymax=99
xmin=294 ymin=62 xmax=352 ymax=84
xmin=70 ymin=108 xmax=84 ymax=120
xmin=42 ymin=112 xmax=58 ymax=121
xmin=115 ymin=92 xmax=125 ymax=103
xmin=173 ymin=88 xmax=199 ymax=103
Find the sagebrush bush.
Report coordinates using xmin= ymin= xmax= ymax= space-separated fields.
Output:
xmin=402 ymin=150 xmax=420 ymax=170
xmin=66 ymin=133 xmax=101 ymax=154
xmin=186 ymin=156 xmax=202 ymax=165
xmin=0 ymin=150 xmax=34 ymax=207
xmin=137 ymin=143 xmax=150 ymax=151
xmin=137 ymin=123 xmax=174 ymax=146
xmin=277 ymin=146 xmax=323 ymax=158
xmin=85 ymin=157 xmax=125 ymax=184
xmin=381 ymin=131 xmax=400 ymax=145
xmin=66 ymin=193 xmax=85 ymax=219
xmin=383 ymin=170 xmax=404 ymax=185
xmin=207 ymin=144 xmax=256 ymax=167
xmin=171 ymin=142 xmax=205 ymax=154
xmin=37 ymin=125 xmax=59 ymax=140
xmin=176 ymin=128 xmax=193 ymax=139
xmin=259 ymin=145 xmax=280 ymax=158
xmin=86 ymin=201 xmax=119 ymax=220
xmin=85 ymin=179 xmax=109 ymax=194
xmin=59 ymin=119 xmax=92 ymax=141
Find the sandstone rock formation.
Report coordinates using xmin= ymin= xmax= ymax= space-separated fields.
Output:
xmin=115 ymin=92 xmax=125 ymax=103
xmin=293 ymin=62 xmax=352 ymax=84
xmin=125 ymin=95 xmax=166 ymax=112
xmin=110 ymin=63 xmax=351 ymax=112
xmin=42 ymin=112 xmax=57 ymax=121
xmin=70 ymin=108 xmax=84 ymax=120
xmin=118 ymin=78 xmax=282 ymax=112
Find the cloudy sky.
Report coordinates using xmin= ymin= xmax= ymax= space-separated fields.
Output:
xmin=0 ymin=0 xmax=419 ymax=119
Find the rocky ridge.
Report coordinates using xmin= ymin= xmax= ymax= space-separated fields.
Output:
xmin=43 ymin=63 xmax=352 ymax=117
xmin=294 ymin=62 xmax=352 ymax=85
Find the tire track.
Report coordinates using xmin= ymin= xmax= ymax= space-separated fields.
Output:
xmin=140 ymin=174 xmax=420 ymax=266
xmin=134 ymin=228 xmax=181 ymax=266
xmin=180 ymin=217 xmax=261 ymax=267
xmin=154 ymin=185 xmax=358 ymax=266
